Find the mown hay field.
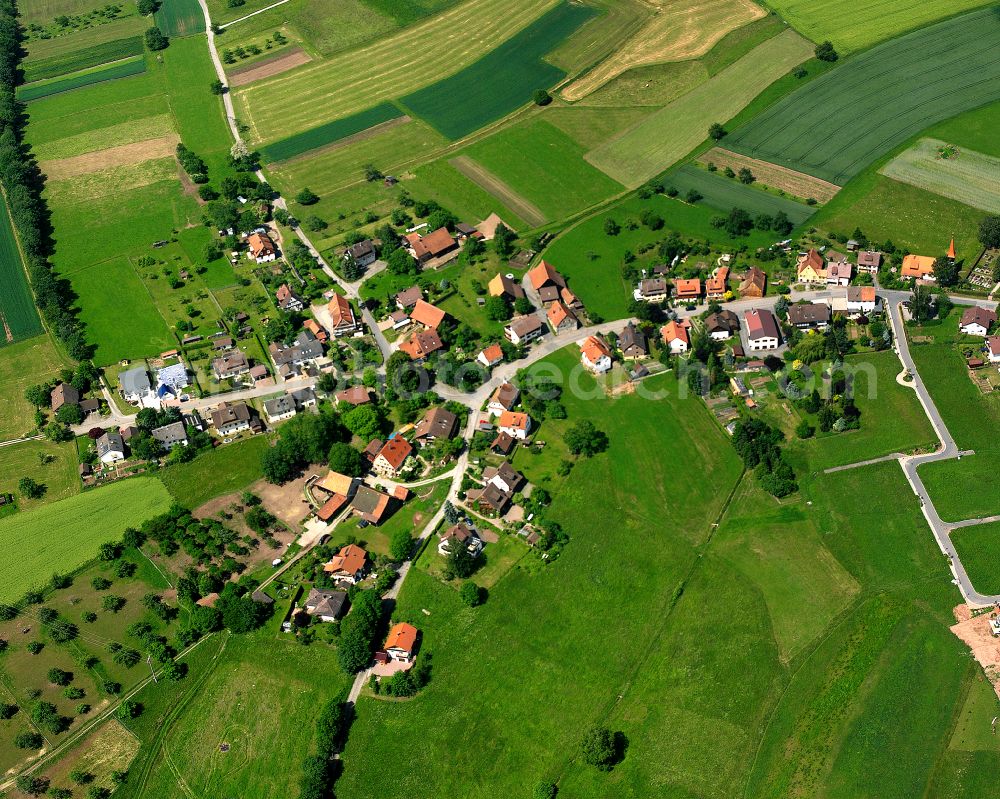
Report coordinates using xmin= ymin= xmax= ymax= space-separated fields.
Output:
xmin=17 ymin=55 xmax=147 ymax=101
xmin=665 ymin=164 xmax=815 ymax=224
xmin=232 ymin=0 xmax=558 ymax=143
xmin=767 ymin=0 xmax=995 ymax=52
xmin=261 ymin=102 xmax=403 ymax=162
xmin=701 ymin=147 xmax=840 ymax=202
xmin=881 ymin=138 xmax=1000 ymax=214
xmin=399 ymin=2 xmax=596 ymax=140
xmin=0 ymin=477 xmax=173 ymax=602
xmin=586 ymin=28 xmax=812 ymax=187
xmin=726 ymin=8 xmax=1000 ymax=185
xmin=23 ymin=34 xmax=143 ymax=82
xmin=562 ymin=0 xmax=765 ymax=101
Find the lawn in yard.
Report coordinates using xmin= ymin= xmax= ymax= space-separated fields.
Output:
xmin=0 ymin=334 xmax=68 ymax=440
xmin=0 ymin=439 xmax=81 ymax=513
xmin=159 ymin=436 xmax=271 ymax=507
xmin=0 ymin=476 xmax=173 ymax=603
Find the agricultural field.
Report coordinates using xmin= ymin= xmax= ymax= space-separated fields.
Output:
xmin=159 ymin=436 xmax=270 ymax=507
xmin=767 ymin=0 xmax=995 ymax=52
xmin=399 ymin=2 xmax=596 ymax=140
xmin=543 ymin=106 xmax=650 ymax=151
xmin=0 ymin=195 xmax=43 ymax=346
xmin=0 ymin=477 xmax=173 ymax=602
xmin=232 ymin=0 xmax=558 ymax=143
xmin=23 ymin=13 xmax=146 ymax=61
xmin=0 ymin=438 xmax=80 ymax=511
xmin=154 ymin=0 xmax=204 ymax=37
xmin=881 ymin=138 xmax=1000 ymax=215
xmin=701 ymin=147 xmax=840 ymax=203
xmin=664 ymin=164 xmax=816 ymax=224
xmin=725 ymin=8 xmax=1000 ymax=185
xmin=17 ymin=55 xmax=147 ymax=101
xmin=460 ymin=119 xmax=624 ymax=224
xmin=586 ymin=29 xmax=813 ymax=187
xmin=262 ymin=102 xmax=403 ymax=162
xmin=406 ymin=160 xmax=529 ymax=232
xmin=952 ymin=521 xmax=1000 ymax=596
xmin=23 ymin=33 xmax=144 ymax=82
xmin=561 ymin=0 xmax=765 ymax=101
xmin=0 ymin=335 xmax=67 ymax=440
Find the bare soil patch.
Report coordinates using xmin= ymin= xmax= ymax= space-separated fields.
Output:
xmin=701 ymin=147 xmax=842 ymax=203
xmin=450 ymin=155 xmax=547 ymax=227
xmin=250 ymin=474 xmax=316 ymax=529
xmin=562 ymin=0 xmax=766 ymax=101
xmin=951 ymin=604 xmax=1000 ymax=699
xmin=227 ymin=47 xmax=312 ymax=87
xmin=40 ymin=135 xmax=180 ymax=180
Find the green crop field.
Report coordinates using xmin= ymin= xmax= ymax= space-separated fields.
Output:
xmin=952 ymin=521 xmax=1000 ymax=595
xmin=881 ymin=138 xmax=1000 ymax=214
xmin=0 ymin=193 xmax=43 ymax=345
xmin=767 ymin=0 xmax=994 ymax=52
xmin=232 ymin=0 xmax=558 ymax=143
xmin=460 ymin=119 xmax=623 ymax=222
xmin=160 ymin=436 xmax=270 ymax=507
xmin=262 ymin=102 xmax=403 ymax=162
xmin=24 ymin=13 xmax=146 ymax=61
xmin=726 ymin=9 xmax=1000 ymax=185
xmin=23 ymin=35 xmax=144 ymax=82
xmin=664 ymin=164 xmax=816 ymax=224
xmin=399 ymin=2 xmax=596 ymax=140
xmin=154 ymin=0 xmax=204 ymax=37
xmin=0 ymin=477 xmax=173 ymax=602
xmin=587 ymin=29 xmax=813 ymax=187
xmin=17 ymin=55 xmax=147 ymax=101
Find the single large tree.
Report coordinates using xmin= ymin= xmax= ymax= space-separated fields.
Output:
xmin=564 ymin=420 xmax=609 ymax=457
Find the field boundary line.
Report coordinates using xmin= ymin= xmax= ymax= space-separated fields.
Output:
xmin=449 ymin=155 xmax=547 ymax=227
xmin=218 ymin=0 xmax=289 ymax=29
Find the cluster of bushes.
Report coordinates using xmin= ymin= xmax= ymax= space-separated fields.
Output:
xmin=731 ymin=418 xmax=797 ymax=498
xmin=220 ymin=32 xmax=286 ymax=62
xmin=710 ymin=207 xmax=794 ymax=238
xmin=262 ymin=410 xmax=347 ymax=484
xmin=297 ymin=699 xmax=350 ymax=799
xmin=337 ymin=588 xmax=383 ymax=673
xmin=22 ymin=2 xmax=126 ymax=40
xmin=371 ymin=652 xmax=431 ymax=698
xmin=138 ymin=506 xmax=256 ymax=572
xmin=0 ymin=0 xmax=90 ymax=358
xmin=176 ymin=143 xmax=207 ymax=183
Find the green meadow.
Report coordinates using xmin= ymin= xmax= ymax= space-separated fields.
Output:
xmin=665 ymin=164 xmax=815 ymax=224
xmin=262 ymin=102 xmax=403 ymax=163
xmin=0 ymin=193 xmax=43 ymax=344
xmin=952 ymin=521 xmax=1000 ymax=595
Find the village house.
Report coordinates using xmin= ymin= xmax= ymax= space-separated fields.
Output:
xmin=491 ymin=431 xmax=515 ymax=456
xmin=704 ymin=310 xmax=740 ymax=340
xmin=50 ymin=382 xmax=80 ymax=412
xmin=477 ymin=343 xmax=504 ymax=368
xmin=97 ymin=431 xmax=126 ymax=464
xmin=580 ymin=335 xmax=613 ymax=374
xmin=527 ymin=261 xmax=566 ymax=304
xmin=395 ymin=285 xmax=422 ymax=310
xmin=327 ymin=294 xmax=359 ymax=337
xmin=547 ymin=301 xmax=579 ymax=333
xmin=303 ymin=318 xmax=328 ymax=342
xmin=246 ymin=232 xmax=277 ymax=263
xmin=323 ymin=544 xmax=369 ymax=584
xmin=118 ymin=368 xmax=153 ymax=406
xmin=269 ymin=330 xmax=325 ymax=372
xmin=901 ymin=254 xmax=936 ymax=281
xmin=406 ymin=227 xmax=457 ymax=262
xmin=263 ymin=394 xmax=297 ymax=423
xmin=211 ymin=401 xmax=254 ymax=436
xmin=674 ymin=278 xmax=701 ymax=303
xmin=304 ymin=588 xmax=349 ymax=622
xmin=796 ymin=249 xmax=826 ymax=283
xmin=505 ymin=314 xmax=545 ymax=345
xmin=846 ymin=286 xmax=878 ymax=316
xmin=389 ymin=309 xmax=411 ymax=330
xmin=276 ymin=283 xmax=305 ymax=312
xmin=212 ymin=336 xmax=235 ymax=352
xmin=249 ymin=364 xmax=269 ymax=384
xmin=826 ymin=250 xmax=849 ymax=270
xmin=705 ymin=267 xmax=729 ymax=300
xmin=414 ymin=406 xmax=458 ymax=444
xmin=488 ymin=273 xmax=525 ymax=302
xmin=739 ymin=266 xmax=767 ymax=298
xmin=744 ymin=309 xmax=781 ymax=351
xmin=488 ymin=382 xmax=520 ymax=416
xmin=496 ymin=410 xmax=531 ymax=440
xmin=383 ymin=622 xmax=419 ymax=663
xmin=372 ymin=436 xmax=413 ymax=477
xmin=787 ymin=302 xmax=831 ymax=330
xmin=410 ymin=299 xmax=446 ymax=330
xmin=857 ymin=251 xmax=882 ymax=274
xmin=212 ymin=351 xmax=250 ymax=380
xmin=157 ymin=363 xmax=189 ymax=396
xmin=350 ymin=485 xmax=394 ymax=525
xmin=344 ymin=239 xmax=377 ymax=269
xmin=398 ymin=329 xmax=444 ymax=360
xmin=483 ymin=460 xmax=525 ymax=494
xmin=335 ymin=385 xmax=372 ymax=406
xmin=438 ymin=523 xmax=483 ymax=557
xmin=826 ymin=261 xmax=852 ymax=287
xmin=151 ymin=421 xmax=187 ymax=449
xmin=987 ymin=336 xmax=1000 ymax=364
xmin=619 ymin=322 xmax=648 ymax=359
xmin=661 ymin=320 xmax=689 ymax=354
xmin=290 ymin=387 xmax=317 ymax=410
xmin=959 ymin=306 xmax=997 ymax=337
xmin=636 ymin=277 xmax=668 ymax=303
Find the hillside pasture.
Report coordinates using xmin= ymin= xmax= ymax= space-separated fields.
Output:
xmin=0 ymin=194 xmax=43 ymax=345
xmin=261 ymin=102 xmax=404 ymax=162
xmin=664 ymin=164 xmax=815 ymax=224
xmin=881 ymin=138 xmax=1000 ymax=214
xmin=17 ymin=55 xmax=147 ymax=101
xmin=766 ymin=0 xmax=995 ymax=52
xmin=562 ymin=0 xmax=766 ymax=101
xmin=701 ymin=147 xmax=840 ymax=202
xmin=725 ymin=9 xmax=1000 ymax=185
xmin=232 ymin=0 xmax=558 ymax=143
xmin=586 ymin=29 xmax=813 ymax=187
xmin=23 ymin=34 xmax=144 ymax=82
xmin=399 ymin=2 xmax=596 ymax=139
xmin=0 ymin=477 xmax=173 ymax=602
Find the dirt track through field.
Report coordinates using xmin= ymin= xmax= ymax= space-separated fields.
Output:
xmin=562 ymin=0 xmax=766 ymax=101
xmin=40 ymin=135 xmax=180 ymax=180
xmin=450 ymin=155 xmax=547 ymax=227
xmin=227 ymin=47 xmax=312 ymax=87
xmin=701 ymin=147 xmax=841 ymax=202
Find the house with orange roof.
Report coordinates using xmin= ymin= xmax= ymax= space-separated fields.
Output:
xmin=796 ymin=249 xmax=826 ymax=283
xmin=901 ymin=254 xmax=936 ymax=280
xmin=323 ymin=544 xmax=368 ymax=583
xmin=547 ymin=301 xmax=578 ymax=333
xmin=488 ymin=273 xmax=525 ymax=301
xmin=384 ymin=622 xmax=419 ymax=662
xmin=527 ymin=260 xmax=566 ymax=303
xmin=661 ymin=321 xmax=689 ymax=354
xmin=421 ymin=227 xmax=457 ymax=259
xmin=398 ymin=329 xmax=444 ymax=360
xmin=276 ymin=283 xmax=304 ymax=312
xmin=675 ymin=278 xmax=701 ymax=302
xmin=705 ymin=267 xmax=729 ymax=299
xmin=405 ymin=233 xmax=430 ymax=262
xmin=303 ymin=318 xmax=328 ymax=342
xmin=948 ymin=238 xmax=957 ymax=262
xmin=739 ymin=266 xmax=767 ymax=298
xmin=351 ymin=484 xmax=395 ymax=525
xmin=372 ymin=436 xmax=413 ymax=478
xmin=477 ymin=343 xmax=504 ymax=368
xmin=496 ymin=410 xmax=531 ymax=440
xmin=580 ymin=335 xmax=612 ymax=374
xmin=246 ymin=232 xmax=277 ymax=263
xmin=327 ymin=293 xmax=359 ymax=336
xmin=409 ymin=299 xmax=446 ymax=330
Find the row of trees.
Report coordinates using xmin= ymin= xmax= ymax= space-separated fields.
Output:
xmin=731 ymin=418 xmax=798 ymax=497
